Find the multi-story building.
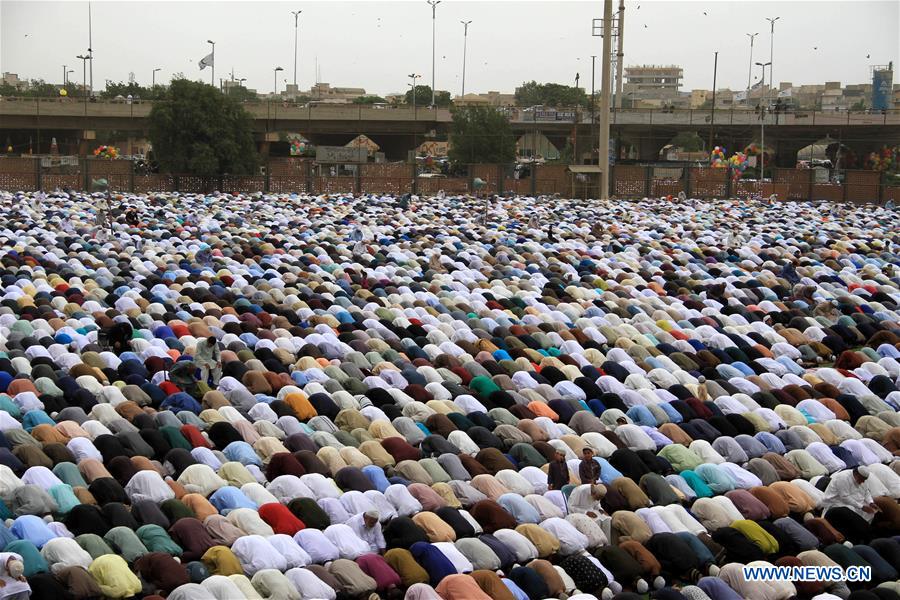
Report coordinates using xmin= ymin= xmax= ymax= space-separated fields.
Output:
xmin=0 ymin=73 xmax=29 ymax=91
xmin=623 ymin=65 xmax=683 ymax=104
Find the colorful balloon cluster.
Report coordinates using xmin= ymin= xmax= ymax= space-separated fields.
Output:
xmin=728 ymin=152 xmax=750 ymax=180
xmin=866 ymin=145 xmax=899 ymax=173
xmin=92 ymin=145 xmax=119 ymax=159
xmin=289 ymin=139 xmax=308 ymax=156
xmin=710 ymin=146 xmax=727 ymax=167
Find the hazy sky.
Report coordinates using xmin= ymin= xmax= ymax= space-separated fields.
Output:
xmin=2 ymin=0 xmax=897 ymax=97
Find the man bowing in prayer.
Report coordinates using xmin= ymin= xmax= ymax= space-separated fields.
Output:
xmin=347 ymin=510 xmax=386 ymax=554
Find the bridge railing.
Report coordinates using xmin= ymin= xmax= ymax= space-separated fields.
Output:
xmin=510 ymin=106 xmax=900 ymax=126
xmin=0 ymin=155 xmax=895 ymax=204
xmin=2 ymin=96 xmax=898 ymax=125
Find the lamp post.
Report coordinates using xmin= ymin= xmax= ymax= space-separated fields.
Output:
xmin=708 ymin=51 xmax=718 ymax=152
xmin=427 ymin=0 xmax=441 ymax=107
xmin=274 ymin=67 xmax=284 ymax=96
xmin=76 ymin=54 xmax=91 ymax=111
xmin=152 ymin=68 xmax=161 ymax=88
xmin=207 ymin=40 xmax=215 ymax=87
xmin=66 ymin=70 xmax=74 ymax=87
xmin=745 ymin=33 xmax=758 ymax=105
xmin=62 ymin=65 xmax=68 ymax=86
xmin=460 ymin=20 xmax=472 ymax=98
xmin=292 ymin=10 xmax=302 ymax=87
xmin=408 ymin=73 xmax=421 ymax=116
xmin=756 ymin=61 xmax=771 ymax=180
xmin=766 ymin=17 xmax=780 ymax=95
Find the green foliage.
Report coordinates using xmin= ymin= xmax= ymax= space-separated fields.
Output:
xmin=148 ymin=79 xmax=258 ymax=177
xmin=226 ymin=86 xmax=260 ymax=102
xmin=100 ymin=81 xmax=162 ymax=99
xmin=0 ymin=80 xmax=84 ymax=98
xmin=515 ymin=81 xmax=587 ymax=108
xmin=448 ymin=106 xmax=516 ymax=164
xmin=404 ymin=85 xmax=451 ymax=107
xmin=850 ymin=99 xmax=867 ymax=111
xmin=353 ymin=95 xmax=387 ymax=104
xmin=670 ymin=132 xmax=704 ymax=152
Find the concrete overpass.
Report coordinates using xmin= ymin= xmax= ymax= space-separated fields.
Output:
xmin=1 ymin=97 xmax=897 ymax=162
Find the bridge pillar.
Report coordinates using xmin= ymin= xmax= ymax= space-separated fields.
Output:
xmin=78 ymin=130 xmax=96 ymax=156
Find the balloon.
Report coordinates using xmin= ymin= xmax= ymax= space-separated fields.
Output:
xmin=59 ymin=89 xmax=67 ymax=97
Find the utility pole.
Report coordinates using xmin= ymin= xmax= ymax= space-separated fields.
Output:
xmin=615 ymin=0 xmax=625 ymax=108
xmin=591 ymin=55 xmax=596 ymax=163
xmin=427 ymin=0 xmax=441 ymax=107
xmin=599 ymin=0 xmax=613 ymax=199
xmin=460 ymin=20 xmax=472 ymax=97
xmin=62 ymin=65 xmax=67 ymax=86
xmin=292 ymin=10 xmax=302 ymax=87
xmin=708 ymin=51 xmax=718 ymax=151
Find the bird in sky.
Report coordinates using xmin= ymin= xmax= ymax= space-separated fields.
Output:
xmin=703 ymin=11 xmax=707 ymax=15
xmin=867 ymin=54 xmax=871 ymax=58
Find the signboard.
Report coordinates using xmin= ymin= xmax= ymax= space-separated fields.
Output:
xmin=41 ymin=156 xmax=79 ymax=168
xmin=315 ymin=146 xmax=368 ymax=163
xmin=872 ymin=68 xmax=893 ymax=111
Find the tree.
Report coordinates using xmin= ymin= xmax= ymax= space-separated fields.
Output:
xmin=515 ymin=81 xmax=587 ymax=107
xmin=404 ymin=85 xmax=451 ymax=107
xmin=100 ymin=81 xmax=158 ymax=99
xmin=148 ymin=79 xmax=258 ymax=176
xmin=448 ymin=106 xmax=516 ymax=164
xmin=353 ymin=95 xmax=387 ymax=104
xmin=670 ymin=132 xmax=704 ymax=152
xmin=850 ymin=99 xmax=867 ymax=111
xmin=226 ymin=86 xmax=260 ymax=102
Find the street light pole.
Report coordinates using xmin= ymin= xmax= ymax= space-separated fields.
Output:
xmin=274 ymin=66 xmax=284 ymax=96
xmin=427 ymin=0 xmax=441 ymax=107
xmin=708 ymin=51 xmax=718 ymax=151
xmin=766 ymin=17 xmax=780 ymax=96
xmin=207 ymin=40 xmax=215 ymax=87
xmin=152 ymin=68 xmax=161 ymax=88
xmin=460 ymin=20 xmax=472 ymax=98
xmin=77 ymin=54 xmax=90 ymax=114
xmin=292 ymin=10 xmax=302 ymax=87
xmin=62 ymin=65 xmax=67 ymax=86
xmin=408 ymin=73 xmax=420 ymax=116
xmin=756 ymin=61 xmax=771 ymax=180
xmin=745 ymin=32 xmax=758 ymax=105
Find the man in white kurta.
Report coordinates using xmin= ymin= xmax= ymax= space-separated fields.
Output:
xmin=346 ymin=510 xmax=385 ymax=553
xmin=820 ymin=466 xmax=878 ymax=521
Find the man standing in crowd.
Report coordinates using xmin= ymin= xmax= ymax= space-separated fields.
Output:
xmin=547 ymin=450 xmax=569 ymax=490
xmin=579 ymin=447 xmax=601 ymax=485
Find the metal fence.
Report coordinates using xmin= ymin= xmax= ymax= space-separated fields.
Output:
xmin=0 ymin=156 xmax=894 ymax=204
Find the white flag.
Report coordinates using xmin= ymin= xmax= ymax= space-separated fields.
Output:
xmin=199 ymin=52 xmax=214 ymax=70
xmin=751 ymin=79 xmax=764 ymax=90
xmin=777 ymin=87 xmax=793 ymax=98
xmin=734 ymin=90 xmax=748 ymax=102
